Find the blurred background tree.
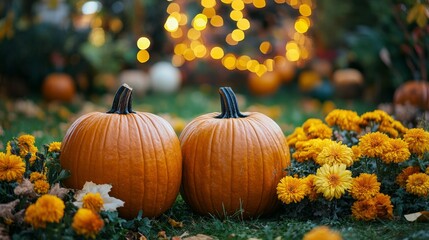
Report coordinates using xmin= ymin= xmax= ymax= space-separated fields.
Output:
xmin=0 ymin=0 xmax=427 ymax=106
xmin=314 ymin=0 xmax=428 ymax=102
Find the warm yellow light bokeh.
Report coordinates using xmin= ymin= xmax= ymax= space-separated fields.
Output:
xmin=192 ymin=14 xmax=208 ymax=30
xmin=299 ymin=4 xmax=312 ymax=16
xmin=210 ymin=47 xmax=225 ymax=59
xmin=163 ymin=0 xmax=314 ymax=72
xmin=237 ymin=18 xmax=250 ymax=30
xmin=259 ymin=41 xmax=271 ymax=54
xmin=164 ymin=16 xmax=179 ymax=32
xmin=201 ymin=0 xmax=217 ymax=8
xmin=231 ymin=29 xmax=245 ymax=41
xmin=137 ymin=37 xmax=151 ymax=50
xmin=137 ymin=50 xmax=150 ymax=63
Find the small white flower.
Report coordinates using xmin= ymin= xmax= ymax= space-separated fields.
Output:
xmin=73 ymin=181 xmax=124 ymax=211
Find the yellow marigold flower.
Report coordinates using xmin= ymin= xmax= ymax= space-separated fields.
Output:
xmin=382 ymin=138 xmax=410 ymax=163
xmin=29 ymin=172 xmax=47 ymax=183
xmin=277 ymin=176 xmax=307 ymax=204
xmin=351 ymin=198 xmax=377 ymax=221
xmin=72 ymin=208 xmax=104 ymax=239
xmin=396 ymin=166 xmax=421 ymax=187
xmin=82 ymin=192 xmax=104 ymax=212
xmin=17 ymin=134 xmax=35 ymax=146
xmin=404 ymin=128 xmax=429 ymax=156
xmin=34 ymin=180 xmax=50 ymax=195
xmin=24 ymin=194 xmax=65 ymax=228
xmin=303 ymin=226 xmax=342 ymax=240
xmin=293 ymin=139 xmax=332 ymax=162
xmin=405 ymin=173 xmax=429 ymax=197
xmin=315 ymin=141 xmax=354 ymax=167
xmin=373 ymin=193 xmax=393 ymax=219
xmin=426 ymin=166 xmax=429 ymax=175
xmin=314 ymin=164 xmax=353 ymax=200
xmin=48 ymin=142 xmax=61 ymax=152
xmin=350 ymin=173 xmax=380 ymax=200
xmin=302 ymin=118 xmax=332 ymax=139
xmin=0 ymin=152 xmax=25 ymax=182
xmin=303 ymin=174 xmax=318 ymax=201
xmin=287 ymin=127 xmax=307 ymax=148
xmin=17 ymin=134 xmax=38 ymax=164
xmin=358 ymin=132 xmax=390 ymax=159
xmin=325 ymin=109 xmax=361 ymax=132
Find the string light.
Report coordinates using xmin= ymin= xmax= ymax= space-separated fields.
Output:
xmin=163 ymin=0 xmax=314 ymax=75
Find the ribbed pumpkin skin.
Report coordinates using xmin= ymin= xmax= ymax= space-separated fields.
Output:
xmin=60 ymin=111 xmax=182 ymax=219
xmin=179 ymin=112 xmax=290 ymax=218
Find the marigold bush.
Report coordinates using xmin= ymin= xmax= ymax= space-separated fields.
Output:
xmin=0 ymin=135 xmax=144 ymax=239
xmin=278 ymin=109 xmax=429 ymax=221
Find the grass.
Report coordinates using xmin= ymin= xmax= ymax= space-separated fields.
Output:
xmin=144 ymin=196 xmax=428 ymax=240
xmin=4 ymin=84 xmax=426 ymax=239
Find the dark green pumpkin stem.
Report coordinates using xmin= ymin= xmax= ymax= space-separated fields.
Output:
xmin=107 ymin=83 xmax=135 ymax=114
xmin=216 ymin=87 xmax=246 ymax=119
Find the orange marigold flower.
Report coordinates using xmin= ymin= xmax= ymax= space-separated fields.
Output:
xmin=24 ymin=194 xmax=65 ymax=228
xmin=373 ymin=193 xmax=393 ymax=219
xmin=303 ymin=174 xmax=318 ymax=201
xmin=277 ymin=176 xmax=307 ymax=204
xmin=286 ymin=127 xmax=307 ymax=148
xmin=350 ymin=173 xmax=380 ymax=200
xmin=82 ymin=192 xmax=104 ymax=212
xmin=293 ymin=139 xmax=332 ymax=162
xmin=315 ymin=141 xmax=354 ymax=167
xmin=404 ymin=128 xmax=429 ymax=156
xmin=29 ymin=172 xmax=47 ymax=183
xmin=382 ymin=138 xmax=410 ymax=164
xmin=34 ymin=180 xmax=50 ymax=195
xmin=303 ymin=226 xmax=342 ymax=240
xmin=0 ymin=152 xmax=25 ymax=182
xmin=325 ymin=109 xmax=361 ymax=132
xmin=72 ymin=208 xmax=104 ymax=239
xmin=351 ymin=145 xmax=362 ymax=161
xmin=357 ymin=132 xmax=390 ymax=159
xmin=392 ymin=120 xmax=408 ymax=136
xmin=405 ymin=173 xmax=429 ymax=197
xmin=351 ymin=198 xmax=377 ymax=221
xmin=396 ymin=166 xmax=421 ymax=187
xmin=302 ymin=118 xmax=332 ymax=139
xmin=378 ymin=123 xmax=399 ymax=138
xmin=17 ymin=134 xmax=38 ymax=164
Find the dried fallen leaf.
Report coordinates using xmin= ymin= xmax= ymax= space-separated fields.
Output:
xmin=168 ymin=217 xmax=184 ymax=228
xmin=183 ymin=234 xmax=213 ymax=240
xmin=404 ymin=211 xmax=429 ymax=222
xmin=157 ymin=230 xmax=168 ymax=240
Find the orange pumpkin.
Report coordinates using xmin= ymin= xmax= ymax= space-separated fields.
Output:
xmin=247 ymin=71 xmax=282 ymax=96
xmin=60 ymin=84 xmax=182 ymax=219
xmin=179 ymin=87 xmax=290 ymax=218
xmin=394 ymin=80 xmax=429 ymax=110
xmin=42 ymin=73 xmax=76 ymax=102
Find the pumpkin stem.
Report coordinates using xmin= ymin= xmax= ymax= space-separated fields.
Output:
xmin=216 ymin=87 xmax=246 ymax=118
xmin=107 ymin=83 xmax=136 ymax=114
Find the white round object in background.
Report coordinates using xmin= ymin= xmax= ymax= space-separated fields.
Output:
xmin=149 ymin=61 xmax=182 ymax=93
xmin=119 ymin=69 xmax=151 ymax=96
